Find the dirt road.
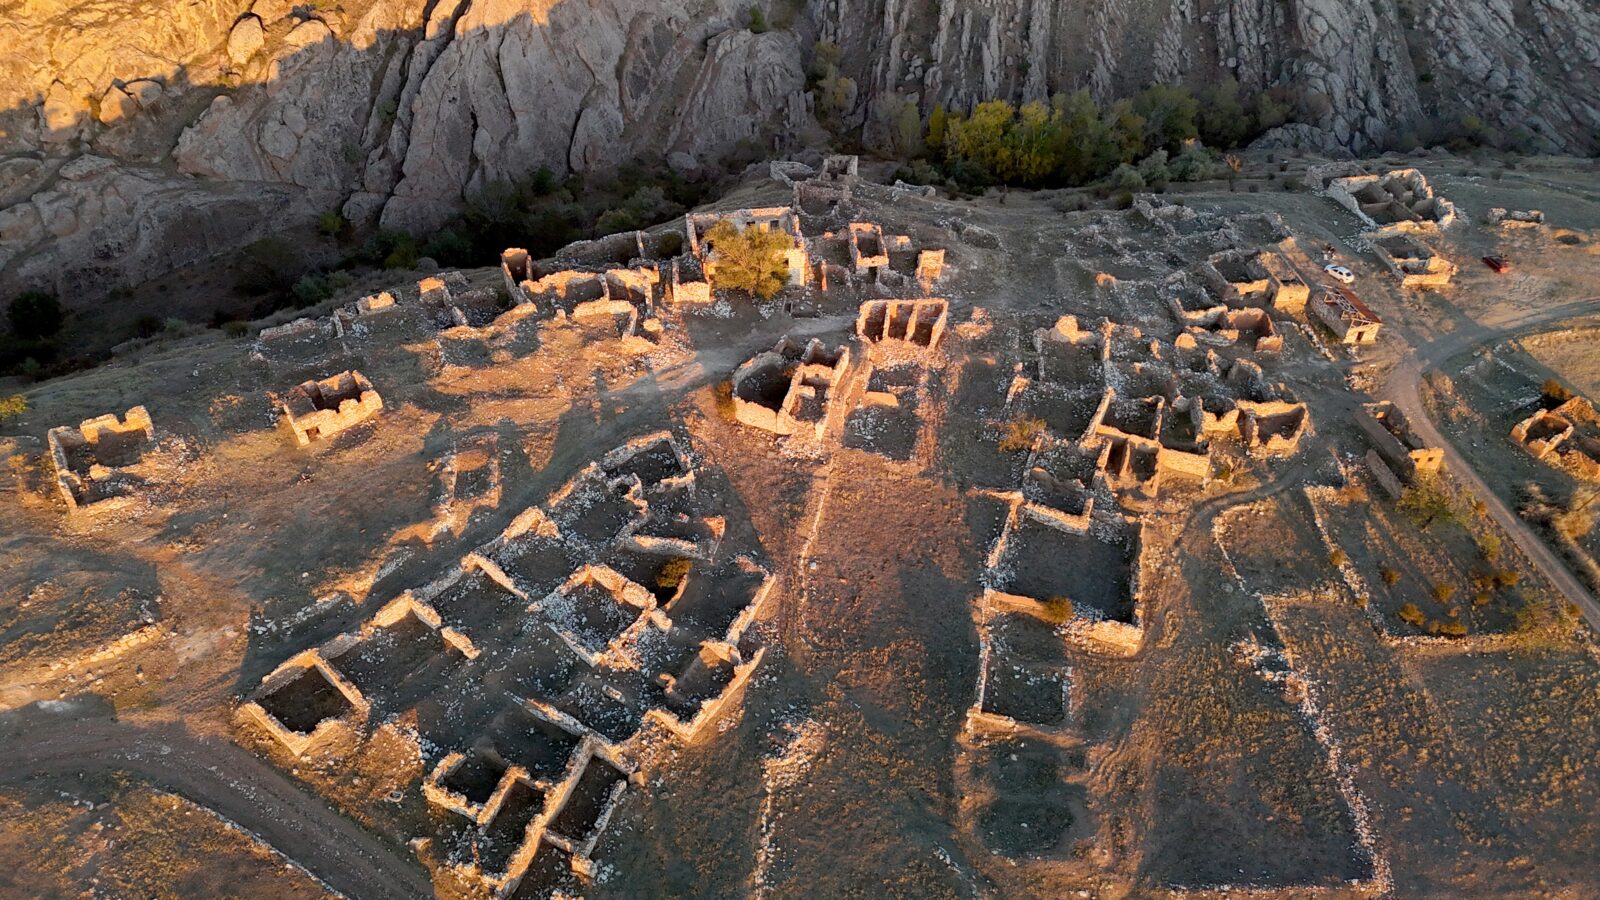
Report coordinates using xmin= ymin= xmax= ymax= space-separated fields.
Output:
xmin=0 ymin=701 xmax=431 ymax=900
xmin=1378 ymin=296 xmax=1600 ymax=631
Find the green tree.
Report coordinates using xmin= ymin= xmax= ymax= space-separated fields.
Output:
xmin=1199 ymin=77 xmax=1252 ymax=148
xmin=1169 ymin=142 xmax=1214 ymax=181
xmin=705 ymin=220 xmax=793 ymax=299
xmin=1099 ymin=99 xmax=1146 ymax=170
xmin=1010 ymin=101 xmax=1058 ymax=184
xmin=926 ymin=104 xmax=949 ymax=153
xmin=877 ymin=93 xmax=924 ymax=160
xmin=1252 ymin=88 xmax=1293 ymax=131
xmin=7 ymin=291 xmax=64 ymax=339
xmin=949 ymin=100 xmax=1017 ymax=177
xmin=1399 ymin=478 xmax=1463 ymax=531
xmin=1051 ymin=90 xmax=1106 ymax=183
xmin=1132 ymin=84 xmax=1199 ymax=154
xmin=1136 ymin=149 xmax=1171 ymax=190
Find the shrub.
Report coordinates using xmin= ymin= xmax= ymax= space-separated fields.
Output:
xmin=0 ymin=393 xmax=25 ymax=423
xmin=1432 ymin=583 xmax=1457 ymax=603
xmin=317 ymin=210 xmax=347 ymax=238
xmin=998 ymin=417 xmax=1047 ymax=453
xmin=704 ymin=220 xmax=793 ymax=299
xmin=383 ymin=235 xmax=420 ymax=270
xmin=234 ymin=238 xmax=304 ymax=296
xmin=421 ymin=228 xmax=474 ymax=266
xmin=1437 ymin=620 xmax=1468 ymax=637
xmin=1479 ymin=533 xmax=1502 ymax=560
xmin=291 ymin=270 xmax=355 ymax=307
xmin=222 ymin=320 xmax=250 ymax=338
xmin=1398 ymin=602 xmax=1426 ymax=626
xmin=747 ymin=6 xmax=767 ymax=32
xmin=1542 ymin=378 xmax=1574 ymax=407
xmin=1136 ymin=150 xmax=1170 ymax=190
xmin=657 ymin=558 xmax=692 ymax=592
xmin=8 ymin=290 xmax=64 ymax=339
xmin=1380 ymin=566 xmax=1402 ymax=587
xmin=595 ymin=207 xmax=643 ymax=236
xmin=1472 ymin=592 xmax=1492 ymax=607
xmin=1328 ymin=549 xmax=1348 ymax=567
xmin=1494 ymin=569 xmax=1521 ymax=589
xmin=132 ymin=314 xmax=163 ymax=339
xmin=1108 ymin=163 xmax=1145 ymax=192
xmin=1042 ymin=596 xmax=1074 ymax=624
xmin=1169 ymin=144 xmax=1215 ymax=182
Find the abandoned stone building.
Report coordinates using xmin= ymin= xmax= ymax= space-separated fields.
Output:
xmin=1311 ymin=285 xmax=1384 ymax=344
xmin=731 ymin=336 xmax=852 ymax=440
xmin=1356 ymin=401 xmax=1445 ymax=482
xmin=856 ymin=298 xmax=949 ymax=356
xmin=277 ymin=370 xmax=384 ymax=446
xmin=240 ymin=431 xmax=775 ymax=895
xmin=46 ymin=405 xmax=157 ymax=511
xmin=1258 ymin=248 xmax=1311 ymax=312
xmin=1173 ymin=305 xmax=1284 ymax=354
xmin=1317 ymin=166 xmax=1458 ymax=232
xmin=1367 ymin=232 xmax=1458 ymax=288
xmin=1199 ymin=249 xmax=1273 ymax=305
xmin=1510 ymin=397 xmax=1600 ymax=479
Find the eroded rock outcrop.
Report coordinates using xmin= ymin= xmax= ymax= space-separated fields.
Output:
xmin=1 ymin=0 xmax=1597 ymax=303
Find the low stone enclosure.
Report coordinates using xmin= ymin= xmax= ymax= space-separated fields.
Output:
xmin=251 ymin=168 xmax=950 ymax=381
xmin=1487 ymin=207 xmax=1545 ymax=228
xmin=1311 ymin=285 xmax=1383 ymax=344
xmin=856 ymin=298 xmax=949 ymax=358
xmin=731 ymin=336 xmax=852 ymax=440
xmin=1355 ymin=401 xmax=1444 ymax=482
xmin=970 ymin=496 xmax=1144 ymax=733
xmin=1511 ymin=396 xmax=1600 ymax=480
xmin=1171 ymin=302 xmax=1284 ymax=354
xmin=963 ymin=310 xmax=1312 ymax=708
xmin=240 ymin=432 xmax=775 ymax=896
xmin=276 ymin=370 xmax=384 ymax=446
xmin=46 ymin=405 xmax=156 ymax=511
xmin=1314 ymin=165 xmax=1457 ymax=233
xmin=1367 ymin=232 xmax=1457 ymax=288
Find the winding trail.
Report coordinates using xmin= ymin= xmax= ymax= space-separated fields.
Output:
xmin=1376 ymin=296 xmax=1600 ymax=631
xmin=0 ymin=702 xmax=431 ymax=900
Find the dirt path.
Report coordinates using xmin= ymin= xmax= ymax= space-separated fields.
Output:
xmin=1378 ymin=295 xmax=1600 ymax=631
xmin=0 ymin=702 xmax=431 ymax=900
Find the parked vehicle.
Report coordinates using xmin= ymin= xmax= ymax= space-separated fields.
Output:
xmin=1483 ymin=255 xmax=1511 ymax=273
xmin=1324 ymin=264 xmax=1356 ymax=284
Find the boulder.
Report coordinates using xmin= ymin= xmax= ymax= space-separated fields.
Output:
xmin=227 ymin=15 xmax=266 ymax=66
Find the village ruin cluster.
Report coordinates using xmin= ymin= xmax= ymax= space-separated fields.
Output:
xmin=8 ymin=150 xmax=1600 ymax=898
xmin=243 ymin=431 xmax=772 ymax=895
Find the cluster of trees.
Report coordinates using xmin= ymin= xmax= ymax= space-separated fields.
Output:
xmin=1 ymin=291 xmax=66 ymax=379
xmin=907 ymin=79 xmax=1292 ymax=190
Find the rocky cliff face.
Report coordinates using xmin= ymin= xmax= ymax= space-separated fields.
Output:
xmin=832 ymin=0 xmax=1600 ymax=157
xmin=2 ymin=0 xmax=1597 ymax=304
